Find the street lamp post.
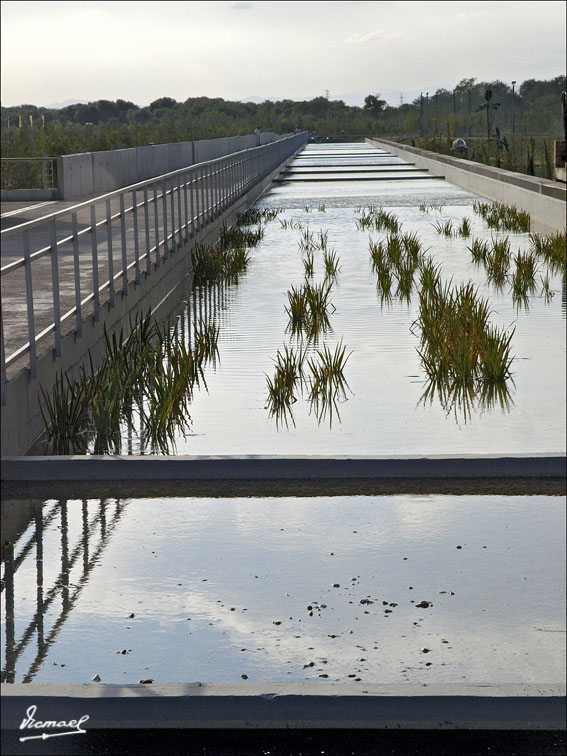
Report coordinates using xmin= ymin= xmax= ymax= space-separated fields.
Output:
xmin=512 ymin=80 xmax=516 ymax=135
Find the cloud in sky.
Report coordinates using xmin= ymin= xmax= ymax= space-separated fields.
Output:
xmin=1 ymin=1 xmax=565 ymax=107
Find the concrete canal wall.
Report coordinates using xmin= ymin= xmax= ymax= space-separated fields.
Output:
xmin=367 ymin=138 xmax=566 ymax=232
xmin=56 ymin=133 xmax=282 ymax=200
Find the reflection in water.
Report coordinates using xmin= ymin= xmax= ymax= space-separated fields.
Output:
xmin=419 ymin=377 xmax=515 ymax=425
xmin=1 ymin=495 xmax=564 ymax=685
xmin=1 ymin=499 xmax=127 ymax=683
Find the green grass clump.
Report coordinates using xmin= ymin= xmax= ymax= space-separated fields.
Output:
xmin=369 ymin=233 xmax=423 ymax=301
xmin=413 ymin=280 xmax=514 ymax=384
xmin=265 ymin=344 xmax=307 ymax=427
xmin=456 ymin=218 xmax=472 ymax=238
xmin=192 ymin=215 xmax=264 ymax=284
xmin=432 ymin=220 xmax=454 ymax=237
xmin=279 ymin=218 xmax=305 ymax=230
xmin=418 ymin=257 xmax=442 ymax=293
xmin=192 ymin=242 xmax=250 ymax=283
xmin=484 ymin=237 xmax=511 ymax=287
xmin=323 ymin=249 xmax=341 ymax=279
xmin=355 ymin=205 xmax=400 ymax=233
xmin=220 ymin=223 xmax=264 ymax=248
xmin=298 ymin=228 xmax=317 ymax=252
xmin=303 ymin=249 xmax=315 ymax=277
xmin=419 ymin=203 xmax=445 ymax=212
xmin=473 ymin=201 xmax=530 ymax=232
xmin=40 ymin=309 xmax=222 ymax=455
xmin=530 ymin=230 xmax=566 ymax=273
xmin=285 ymin=281 xmax=334 ymax=340
xmin=468 ymin=238 xmax=490 ymax=264
xmin=307 ymin=341 xmax=351 ymax=425
xmin=510 ymin=250 xmax=539 ymax=301
xmin=237 ymin=207 xmax=281 ymax=225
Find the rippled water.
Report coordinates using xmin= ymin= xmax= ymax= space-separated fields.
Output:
xmin=2 ymin=495 xmax=564 ymax=684
xmin=138 ymin=144 xmax=565 ymax=456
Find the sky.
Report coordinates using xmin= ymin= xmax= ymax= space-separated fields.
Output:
xmin=1 ymin=0 xmax=565 ymax=108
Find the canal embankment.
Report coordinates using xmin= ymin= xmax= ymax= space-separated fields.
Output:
xmin=366 ymin=138 xmax=566 ymax=231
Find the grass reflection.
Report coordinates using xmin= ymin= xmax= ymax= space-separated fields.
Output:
xmin=419 ymin=376 xmax=515 ymax=424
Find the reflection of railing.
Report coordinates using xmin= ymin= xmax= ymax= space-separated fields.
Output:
xmin=1 ymin=499 xmax=128 ymax=683
xmin=0 ymin=132 xmax=308 ymax=404
xmin=1 ymin=157 xmax=57 ymax=190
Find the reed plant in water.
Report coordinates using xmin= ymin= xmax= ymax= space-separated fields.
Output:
xmin=413 ymin=280 xmax=514 ymax=385
xmin=473 ymin=200 xmax=530 ymax=232
xmin=432 ymin=220 xmax=454 ymax=237
xmin=303 ymin=249 xmax=315 ymax=278
xmin=418 ymin=202 xmax=445 ymax=212
xmin=39 ymin=309 xmax=221 ymax=455
xmin=530 ymin=230 xmax=566 ymax=274
xmin=456 ymin=218 xmax=472 ymax=238
xmin=355 ymin=205 xmax=400 ymax=233
xmin=237 ymin=207 xmax=281 ymax=225
xmin=298 ymin=228 xmax=317 ymax=252
xmin=539 ymin=273 xmax=555 ymax=302
xmin=478 ymin=324 xmax=515 ymax=381
xmin=285 ymin=281 xmax=334 ymax=340
xmin=317 ymin=230 xmax=329 ymax=251
xmin=307 ymin=341 xmax=351 ymax=425
xmin=511 ymin=250 xmax=539 ymax=298
xmin=484 ymin=237 xmax=511 ymax=287
xmin=468 ymin=238 xmax=490 ymax=264
xmin=265 ymin=344 xmax=307 ymax=427
xmin=418 ymin=257 xmax=442 ymax=293
xmin=323 ymin=249 xmax=341 ymax=278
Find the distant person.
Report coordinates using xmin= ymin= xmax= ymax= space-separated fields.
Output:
xmin=254 ymin=126 xmax=260 ymax=135
xmin=295 ymin=126 xmax=301 ymax=135
xmin=451 ymin=138 xmax=468 ymax=157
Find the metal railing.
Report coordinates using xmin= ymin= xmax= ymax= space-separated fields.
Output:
xmin=1 ymin=157 xmax=57 ymax=190
xmin=0 ymin=132 xmax=308 ymax=404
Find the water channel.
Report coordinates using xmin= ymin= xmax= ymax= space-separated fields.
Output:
xmin=2 ymin=143 xmax=565 ymax=686
xmin=122 ymin=142 xmax=564 ymax=456
xmin=2 ymin=494 xmax=565 ymax=685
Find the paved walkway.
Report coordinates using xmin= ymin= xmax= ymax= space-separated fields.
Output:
xmin=1 ymin=184 xmax=201 ymax=380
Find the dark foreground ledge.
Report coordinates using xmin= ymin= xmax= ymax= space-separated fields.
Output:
xmin=2 ymin=682 xmax=565 ymax=730
xmin=1 ymin=727 xmax=566 ymax=756
xmin=2 ymin=683 xmax=566 ymax=754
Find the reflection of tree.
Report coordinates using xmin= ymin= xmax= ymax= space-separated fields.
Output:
xmin=418 ymin=377 xmax=515 ymax=425
xmin=1 ymin=499 xmax=128 ymax=683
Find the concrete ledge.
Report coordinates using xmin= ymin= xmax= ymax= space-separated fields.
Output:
xmin=1 ymin=683 xmax=565 ymax=731
xmin=1 ymin=454 xmax=565 ymax=482
xmin=366 ymin=138 xmax=566 ymax=231
xmin=0 ymin=188 xmax=59 ymax=201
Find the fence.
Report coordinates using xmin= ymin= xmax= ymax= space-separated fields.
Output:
xmin=0 ymin=131 xmax=308 ymax=410
xmin=0 ymin=157 xmax=57 ymax=190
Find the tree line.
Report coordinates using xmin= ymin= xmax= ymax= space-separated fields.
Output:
xmin=1 ymin=76 xmax=564 ymax=158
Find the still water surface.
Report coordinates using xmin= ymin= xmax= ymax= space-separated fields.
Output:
xmin=2 ymin=495 xmax=564 ymax=685
xmin=142 ymin=144 xmax=565 ymax=456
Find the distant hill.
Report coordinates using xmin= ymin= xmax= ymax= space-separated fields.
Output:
xmin=46 ymin=98 xmax=90 ymax=109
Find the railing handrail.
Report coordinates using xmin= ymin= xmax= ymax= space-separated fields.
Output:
xmin=1 ymin=156 xmax=57 ymax=162
xmin=0 ymin=130 xmax=308 ymax=417
xmin=0 ymin=133 xmax=301 ymax=242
